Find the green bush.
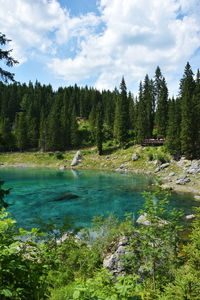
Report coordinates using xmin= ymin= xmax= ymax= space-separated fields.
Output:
xmin=54 ymin=151 xmax=64 ymax=160
xmin=148 ymin=151 xmax=154 ymax=161
xmin=156 ymin=152 xmax=169 ymax=164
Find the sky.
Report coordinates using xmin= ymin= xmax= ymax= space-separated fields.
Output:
xmin=1 ymin=0 xmax=200 ymax=97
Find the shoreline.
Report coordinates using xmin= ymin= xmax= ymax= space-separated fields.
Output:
xmin=0 ymin=147 xmax=200 ymax=197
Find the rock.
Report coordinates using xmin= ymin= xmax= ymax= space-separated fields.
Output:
xmin=57 ymin=233 xmax=80 ymax=244
xmin=52 ymin=193 xmax=79 ymax=202
xmin=194 ymin=195 xmax=200 ymax=200
xmin=160 ymin=163 xmax=170 ymax=169
xmin=106 ymin=156 xmax=110 ymax=160
xmin=71 ymin=151 xmax=83 ymax=167
xmin=185 ymin=214 xmax=196 ymax=221
xmin=119 ymin=164 xmax=125 ymax=169
xmin=155 ymin=167 xmax=160 ymax=173
xmin=153 ymin=160 xmax=159 ymax=166
xmin=59 ymin=166 xmax=66 ymax=170
xmin=132 ymin=154 xmax=139 ymax=161
xmin=136 ymin=213 xmax=151 ymax=226
xmin=136 ymin=212 xmax=169 ymax=227
xmin=169 ymin=172 xmax=176 ymax=177
xmin=176 ymin=175 xmax=191 ymax=185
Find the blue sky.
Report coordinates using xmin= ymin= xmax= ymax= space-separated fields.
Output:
xmin=1 ymin=0 xmax=200 ymax=96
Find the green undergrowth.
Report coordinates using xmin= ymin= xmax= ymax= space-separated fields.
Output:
xmin=0 ymin=183 xmax=200 ymax=299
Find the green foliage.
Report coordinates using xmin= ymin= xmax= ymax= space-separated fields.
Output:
xmin=147 ymin=151 xmax=154 ymax=161
xmin=0 ymin=32 xmax=18 ymax=83
xmin=156 ymin=152 xmax=170 ymax=164
xmin=54 ymin=151 xmax=64 ymax=160
xmin=1 ymin=179 xmax=200 ymax=299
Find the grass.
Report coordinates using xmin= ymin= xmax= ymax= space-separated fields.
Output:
xmin=1 ymin=144 xmax=200 ymax=195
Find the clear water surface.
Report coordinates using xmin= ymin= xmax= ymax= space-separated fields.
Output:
xmin=0 ymin=168 xmax=196 ymax=230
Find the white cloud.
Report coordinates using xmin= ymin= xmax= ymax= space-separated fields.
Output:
xmin=0 ymin=0 xmax=100 ymax=63
xmin=1 ymin=0 xmax=200 ymax=95
xmin=48 ymin=0 xmax=200 ymax=95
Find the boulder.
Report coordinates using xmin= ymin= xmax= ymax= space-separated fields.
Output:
xmin=136 ymin=212 xmax=169 ymax=227
xmin=132 ymin=154 xmax=139 ymax=161
xmin=59 ymin=165 xmax=66 ymax=170
xmin=155 ymin=166 xmax=160 ymax=173
xmin=176 ymin=175 xmax=191 ymax=185
xmin=160 ymin=163 xmax=170 ymax=169
xmin=71 ymin=150 xmax=83 ymax=167
xmin=185 ymin=214 xmax=196 ymax=221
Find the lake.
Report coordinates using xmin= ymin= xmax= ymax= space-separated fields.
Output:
xmin=0 ymin=168 xmax=196 ymax=230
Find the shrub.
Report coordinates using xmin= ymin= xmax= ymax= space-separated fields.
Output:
xmin=156 ymin=152 xmax=169 ymax=164
xmin=148 ymin=151 xmax=154 ymax=161
xmin=54 ymin=151 xmax=64 ymax=160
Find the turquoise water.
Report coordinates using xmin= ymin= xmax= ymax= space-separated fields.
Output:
xmin=0 ymin=168 xmax=196 ymax=230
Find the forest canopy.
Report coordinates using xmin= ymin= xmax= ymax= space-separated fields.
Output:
xmin=0 ymin=63 xmax=200 ymax=159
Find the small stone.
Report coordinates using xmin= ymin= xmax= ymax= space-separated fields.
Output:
xmin=160 ymin=163 xmax=170 ymax=169
xmin=132 ymin=154 xmax=139 ymax=161
xmin=59 ymin=166 xmax=66 ymax=170
xmin=169 ymin=172 xmax=176 ymax=177
xmin=155 ymin=167 xmax=160 ymax=173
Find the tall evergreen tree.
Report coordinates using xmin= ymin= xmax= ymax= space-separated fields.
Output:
xmin=117 ymin=77 xmax=129 ymax=147
xmin=136 ymin=82 xmax=146 ymax=143
xmin=0 ymin=32 xmax=18 ymax=82
xmin=193 ymin=69 xmax=200 ymax=157
xmin=156 ymin=78 xmax=168 ymax=138
xmin=96 ymin=102 xmax=103 ymax=155
xmin=180 ymin=62 xmax=196 ymax=159
xmin=15 ymin=112 xmax=28 ymax=151
xmin=70 ymin=106 xmax=79 ymax=148
xmin=166 ymin=98 xmax=181 ymax=157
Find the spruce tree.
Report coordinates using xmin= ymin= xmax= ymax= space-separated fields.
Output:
xmin=15 ymin=112 xmax=28 ymax=151
xmin=166 ymin=98 xmax=181 ymax=157
xmin=180 ymin=62 xmax=196 ymax=159
xmin=156 ymin=78 xmax=168 ymax=138
xmin=0 ymin=32 xmax=18 ymax=82
xmin=193 ymin=69 xmax=200 ymax=157
xmin=117 ymin=77 xmax=129 ymax=147
xmin=136 ymin=82 xmax=146 ymax=143
xmin=96 ymin=102 xmax=103 ymax=155
xmin=70 ymin=106 xmax=79 ymax=148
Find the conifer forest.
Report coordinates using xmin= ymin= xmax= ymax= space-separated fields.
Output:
xmin=0 ymin=63 xmax=200 ymax=159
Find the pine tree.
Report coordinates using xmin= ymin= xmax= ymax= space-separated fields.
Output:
xmin=143 ymin=75 xmax=155 ymax=138
xmin=89 ymin=106 xmax=96 ymax=142
xmin=192 ymin=69 xmax=200 ymax=157
xmin=0 ymin=117 xmax=15 ymax=151
xmin=180 ymin=62 xmax=196 ymax=159
xmin=117 ymin=77 xmax=129 ymax=147
xmin=166 ymin=98 xmax=181 ymax=157
xmin=0 ymin=32 xmax=18 ymax=82
xmin=96 ymin=102 xmax=103 ymax=155
xmin=136 ymin=82 xmax=146 ymax=143
xmin=15 ymin=112 xmax=28 ymax=151
xmin=70 ymin=106 xmax=79 ymax=148
xmin=156 ymin=78 xmax=168 ymax=138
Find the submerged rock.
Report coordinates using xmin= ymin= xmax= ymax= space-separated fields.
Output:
xmin=51 ymin=193 xmax=79 ymax=202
